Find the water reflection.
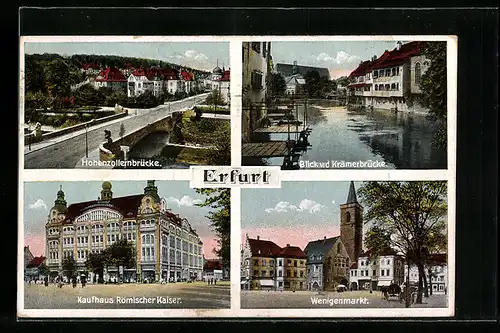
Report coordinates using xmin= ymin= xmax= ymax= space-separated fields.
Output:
xmin=126 ymin=132 xmax=190 ymax=169
xmin=243 ymin=102 xmax=447 ymax=169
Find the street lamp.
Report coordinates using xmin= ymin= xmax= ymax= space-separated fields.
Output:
xmin=85 ymin=123 xmax=89 ymax=158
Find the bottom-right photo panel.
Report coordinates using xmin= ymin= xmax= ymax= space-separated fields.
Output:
xmin=240 ymin=181 xmax=450 ymax=310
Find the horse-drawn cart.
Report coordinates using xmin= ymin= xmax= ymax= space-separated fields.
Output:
xmin=382 ymin=284 xmax=417 ymax=304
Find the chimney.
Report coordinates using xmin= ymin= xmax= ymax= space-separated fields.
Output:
xmin=396 ymin=41 xmax=402 ymax=50
xmin=257 ymin=236 xmax=260 ymax=240
xmin=286 ymin=244 xmax=290 ymax=247
xmin=324 ymin=236 xmax=326 ymax=240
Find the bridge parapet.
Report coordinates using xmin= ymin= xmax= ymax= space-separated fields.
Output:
xmin=106 ymin=114 xmax=177 ymax=160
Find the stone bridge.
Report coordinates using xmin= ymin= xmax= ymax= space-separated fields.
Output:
xmin=100 ymin=112 xmax=178 ymax=161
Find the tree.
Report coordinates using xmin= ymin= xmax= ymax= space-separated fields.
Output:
xmin=419 ymin=41 xmax=447 ymax=120
xmin=85 ymin=252 xmax=106 ymax=283
xmin=335 ymin=76 xmax=350 ymax=88
xmin=44 ymin=58 xmax=72 ymax=99
xmin=205 ymin=122 xmax=231 ymax=165
xmin=205 ymin=89 xmax=226 ymax=106
xmin=104 ymin=239 xmax=136 ymax=269
xmin=24 ymin=55 xmax=45 ymax=94
xmin=195 ymin=188 xmax=230 ymax=271
xmin=38 ymin=263 xmax=50 ymax=278
xmin=135 ymin=90 xmax=158 ymax=108
xmin=304 ymin=70 xmax=323 ymax=97
xmin=358 ymin=181 xmax=448 ymax=307
xmin=267 ymin=72 xmax=286 ymax=97
xmin=74 ymin=84 xmax=105 ymax=107
xmin=62 ymin=256 xmax=76 ymax=279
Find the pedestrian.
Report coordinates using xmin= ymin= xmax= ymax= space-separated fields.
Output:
xmin=57 ymin=276 xmax=64 ymax=288
xmin=44 ymin=276 xmax=48 ymax=287
xmin=72 ymin=276 xmax=77 ymax=288
xmin=214 ymin=279 xmax=217 ymax=285
xmin=81 ymin=275 xmax=86 ymax=288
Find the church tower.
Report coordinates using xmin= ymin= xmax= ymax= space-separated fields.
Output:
xmin=53 ymin=185 xmax=68 ymax=214
xmin=143 ymin=180 xmax=160 ymax=202
xmin=100 ymin=181 xmax=113 ymax=201
xmin=339 ymin=181 xmax=363 ymax=264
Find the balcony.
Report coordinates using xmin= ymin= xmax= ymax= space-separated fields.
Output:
xmin=372 ymin=90 xmax=403 ymax=98
xmin=354 ymin=90 xmax=373 ymax=97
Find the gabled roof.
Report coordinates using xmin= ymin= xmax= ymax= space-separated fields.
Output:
xmin=248 ymin=238 xmax=282 ymax=257
xmin=180 ymin=71 xmax=195 ymax=81
xmin=276 ymin=246 xmax=307 ymax=259
xmin=349 ymin=60 xmax=373 ymax=78
xmin=304 ymin=236 xmax=340 ymax=263
xmin=95 ymin=67 xmax=127 ymax=82
xmin=27 ymin=256 xmax=46 ymax=268
xmin=371 ymin=41 xmax=423 ymax=69
xmin=131 ymin=67 xmax=178 ymax=81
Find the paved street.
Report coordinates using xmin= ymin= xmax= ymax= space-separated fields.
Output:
xmin=241 ymin=290 xmax=448 ymax=309
xmin=24 ymin=281 xmax=230 ymax=309
xmin=24 ymin=94 xmax=208 ymax=169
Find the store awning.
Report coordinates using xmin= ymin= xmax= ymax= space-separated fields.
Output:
xmin=377 ymin=280 xmax=392 ymax=287
xmin=260 ymin=279 xmax=274 ymax=287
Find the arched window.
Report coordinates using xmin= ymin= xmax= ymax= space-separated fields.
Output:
xmin=391 ymin=83 xmax=396 ymax=90
xmin=375 ymin=85 xmax=378 ymax=91
xmin=346 ymin=211 xmax=351 ymax=222
xmin=337 ymin=242 xmax=342 ymax=253
xmin=415 ymin=62 xmax=422 ymax=85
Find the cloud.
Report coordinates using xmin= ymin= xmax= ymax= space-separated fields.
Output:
xmin=28 ymin=199 xmax=47 ymax=211
xmin=168 ymin=49 xmax=215 ymax=71
xmin=265 ymin=199 xmax=325 ymax=214
xmin=166 ymin=196 xmax=203 ymax=207
xmin=314 ymin=51 xmax=360 ymax=65
xmin=184 ymin=50 xmax=209 ymax=61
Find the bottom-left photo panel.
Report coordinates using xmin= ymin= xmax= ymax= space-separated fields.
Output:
xmin=20 ymin=180 xmax=230 ymax=310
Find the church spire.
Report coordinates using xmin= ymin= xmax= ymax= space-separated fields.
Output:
xmin=346 ymin=181 xmax=358 ymax=204
xmin=54 ymin=185 xmax=67 ymax=212
xmin=144 ymin=180 xmax=160 ymax=202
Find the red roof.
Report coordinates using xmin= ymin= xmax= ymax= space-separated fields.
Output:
xmin=276 ymin=246 xmax=307 ymax=259
xmin=349 ymin=60 xmax=373 ymax=78
xmin=180 ymin=71 xmax=194 ymax=81
xmin=203 ymin=259 xmax=222 ymax=271
xmin=27 ymin=256 xmax=46 ymax=268
xmin=132 ymin=67 xmax=178 ymax=81
xmin=371 ymin=41 xmax=423 ymax=69
xmin=219 ymin=70 xmax=230 ymax=81
xmin=350 ymin=262 xmax=358 ymax=269
xmin=348 ymin=41 xmax=424 ymax=77
xmin=95 ymin=67 xmax=127 ymax=82
xmin=248 ymin=238 xmax=282 ymax=257
xmin=64 ymin=194 xmax=144 ymax=223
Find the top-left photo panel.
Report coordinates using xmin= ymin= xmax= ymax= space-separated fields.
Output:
xmin=20 ymin=38 xmax=231 ymax=169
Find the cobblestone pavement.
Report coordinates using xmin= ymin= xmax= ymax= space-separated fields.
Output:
xmin=23 ymin=281 xmax=230 ymax=309
xmin=241 ymin=290 xmax=448 ymax=309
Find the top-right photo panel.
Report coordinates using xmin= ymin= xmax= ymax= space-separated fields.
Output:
xmin=241 ymin=40 xmax=449 ymax=170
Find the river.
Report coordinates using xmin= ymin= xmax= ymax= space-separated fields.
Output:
xmin=243 ymin=101 xmax=447 ymax=169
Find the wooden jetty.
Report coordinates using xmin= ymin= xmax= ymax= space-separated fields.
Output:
xmin=254 ymin=125 xmax=306 ymax=134
xmin=241 ymin=141 xmax=290 ymax=158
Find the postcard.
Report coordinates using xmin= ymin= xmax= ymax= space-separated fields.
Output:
xmin=18 ymin=35 xmax=456 ymax=319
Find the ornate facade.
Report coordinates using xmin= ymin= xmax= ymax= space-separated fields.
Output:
xmin=45 ymin=181 xmax=204 ymax=283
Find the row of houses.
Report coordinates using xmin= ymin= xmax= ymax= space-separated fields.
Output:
xmin=75 ymin=63 xmax=230 ymax=101
xmin=241 ymin=182 xmax=448 ymax=293
xmin=347 ymin=41 xmax=431 ymax=113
